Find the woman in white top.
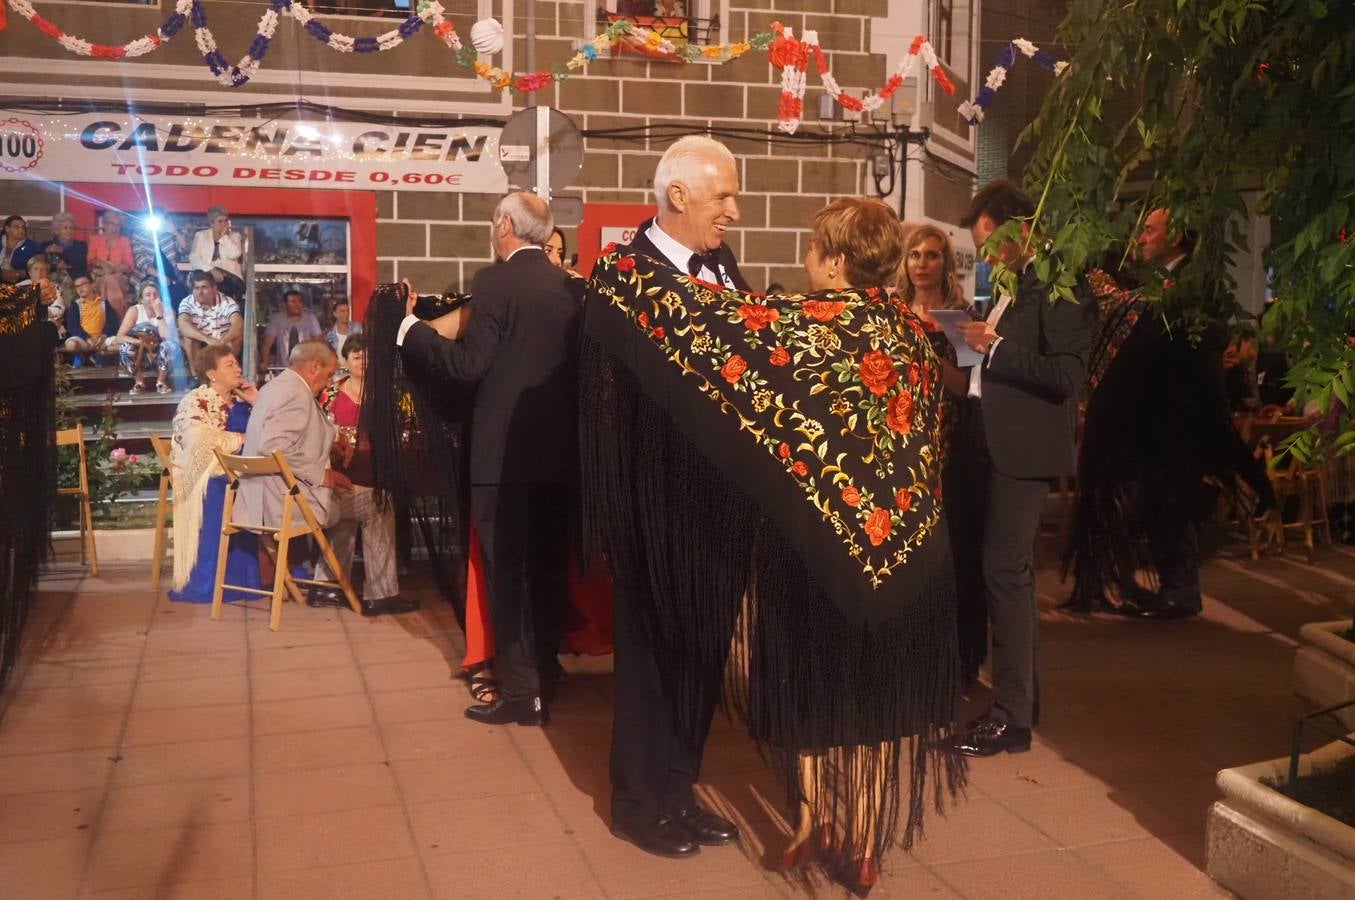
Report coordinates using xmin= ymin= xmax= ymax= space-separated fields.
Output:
xmin=189 ymin=205 xmax=245 ymax=297
xmin=115 ymin=282 xmax=176 ymax=394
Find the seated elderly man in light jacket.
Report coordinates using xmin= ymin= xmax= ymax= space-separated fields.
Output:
xmin=236 ymin=339 xmax=416 ymax=617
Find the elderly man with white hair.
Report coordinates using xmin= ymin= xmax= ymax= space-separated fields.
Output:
xmin=237 ymin=338 xmax=417 ymax=618
xmin=397 ymin=190 xmax=583 ymax=727
xmin=603 ymin=135 xmax=750 ymax=860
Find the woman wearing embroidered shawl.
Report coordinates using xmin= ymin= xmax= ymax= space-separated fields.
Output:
xmin=168 ymin=345 xmax=262 ymax=602
xmin=581 ymin=198 xmax=964 ymax=896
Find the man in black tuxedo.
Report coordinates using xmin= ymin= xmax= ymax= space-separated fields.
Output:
xmin=397 ymin=190 xmax=581 ymax=726
xmin=948 ymin=180 xmax=1096 ymax=757
xmin=608 ymin=136 xmax=748 ymax=860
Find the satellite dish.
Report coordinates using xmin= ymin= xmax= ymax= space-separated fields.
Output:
xmin=498 ymin=106 xmax=583 ymax=197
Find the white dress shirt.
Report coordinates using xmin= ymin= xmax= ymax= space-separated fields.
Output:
xmin=395 ymin=245 xmax=542 ymax=347
xmin=646 ymin=221 xmax=735 ymax=289
xmin=967 ymin=258 xmax=1035 ymax=399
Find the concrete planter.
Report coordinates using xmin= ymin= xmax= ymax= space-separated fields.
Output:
xmin=1207 ymin=737 xmax=1355 ymax=899
xmin=52 ymin=527 xmax=165 ymax=563
xmin=1294 ymin=621 xmax=1355 ymax=730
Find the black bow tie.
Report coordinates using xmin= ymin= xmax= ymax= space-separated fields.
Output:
xmin=687 ymin=250 xmax=719 ymax=279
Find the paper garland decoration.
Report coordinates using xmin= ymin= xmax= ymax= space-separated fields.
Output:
xmin=2 ymin=0 xmax=1065 ymax=130
xmin=958 ymin=37 xmax=1068 ymax=124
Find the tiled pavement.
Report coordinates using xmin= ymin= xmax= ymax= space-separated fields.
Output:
xmin=1 ymin=542 xmax=1352 ymax=899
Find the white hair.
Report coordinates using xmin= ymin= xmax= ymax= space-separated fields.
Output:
xmin=289 ymin=338 xmax=337 ymax=369
xmin=51 ymin=211 xmax=76 ymax=230
xmin=206 ymin=205 xmax=229 ymax=222
xmin=653 ymin=136 xmax=737 ymax=213
xmin=493 ymin=191 xmax=554 ymax=245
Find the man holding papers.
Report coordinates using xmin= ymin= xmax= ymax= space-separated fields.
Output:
xmin=943 ymin=180 xmax=1096 ymax=758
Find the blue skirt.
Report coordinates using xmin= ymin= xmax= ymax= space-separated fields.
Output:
xmin=168 ymin=474 xmax=261 ymax=603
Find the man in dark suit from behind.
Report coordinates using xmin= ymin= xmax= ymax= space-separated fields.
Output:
xmin=396 ymin=190 xmax=581 ymax=727
xmin=603 ymin=136 xmax=748 ymax=862
xmin=948 ymin=180 xmax=1097 ymax=757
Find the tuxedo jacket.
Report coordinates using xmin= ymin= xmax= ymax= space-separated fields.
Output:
xmin=977 ymin=267 xmax=1097 ymax=479
xmin=401 ymin=247 xmax=582 ymax=486
xmin=625 ymin=218 xmax=752 ymax=292
xmin=237 ymin=368 xmax=337 ymax=526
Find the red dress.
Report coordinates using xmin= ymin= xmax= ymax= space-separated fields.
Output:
xmin=460 ymin=534 xmax=615 ymax=670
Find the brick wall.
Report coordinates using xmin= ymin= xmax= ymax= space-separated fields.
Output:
xmin=379 ymin=0 xmax=898 ymax=295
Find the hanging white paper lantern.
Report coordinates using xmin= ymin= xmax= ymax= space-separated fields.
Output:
xmin=470 ymin=18 xmax=505 ymax=58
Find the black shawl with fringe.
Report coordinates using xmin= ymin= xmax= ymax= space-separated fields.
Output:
xmin=580 ymin=250 xmax=964 ymax=867
xmin=0 ymin=283 xmax=55 ymax=688
xmin=1065 ymin=269 xmax=1271 ymax=605
xmin=362 ymin=285 xmax=474 ymax=626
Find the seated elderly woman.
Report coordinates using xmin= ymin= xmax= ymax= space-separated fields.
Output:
xmin=168 ymin=344 xmax=262 ymax=602
xmin=114 ymin=282 xmax=177 ymax=395
xmin=87 ymin=209 xmax=134 ymax=316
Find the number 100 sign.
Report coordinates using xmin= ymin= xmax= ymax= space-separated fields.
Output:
xmin=0 ymin=119 xmax=44 ymax=175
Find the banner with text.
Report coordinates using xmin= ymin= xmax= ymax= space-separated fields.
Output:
xmin=0 ymin=113 xmax=508 ymax=193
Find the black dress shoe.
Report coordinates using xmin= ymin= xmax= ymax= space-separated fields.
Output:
xmin=611 ymin=815 xmax=700 ymax=859
xmin=672 ymin=806 xmax=739 ymax=846
xmin=1112 ymin=597 xmax=1200 ymax=620
xmin=946 ymin=715 xmax=1031 ymax=757
xmin=360 ymin=595 xmax=420 ymax=617
xmin=305 ymin=587 xmax=347 ymax=609
xmin=464 ymin=696 xmax=548 ymax=726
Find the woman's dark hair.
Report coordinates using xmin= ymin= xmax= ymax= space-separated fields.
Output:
xmin=341 ymin=331 xmax=367 ymax=358
xmin=193 ymin=343 xmax=236 ymax=380
xmin=550 ymin=226 xmax=567 ymax=254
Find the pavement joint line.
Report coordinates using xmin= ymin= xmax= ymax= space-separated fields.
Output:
xmin=500 ymin=684 xmax=614 ymax=899
xmin=72 ymin=583 xmax=160 ymax=895
xmin=1215 ymin=557 xmax=1340 ymax=606
xmin=340 ymin=600 xmax=439 ymax=900
xmin=243 ymin=591 xmax=261 ymax=899
xmin=1271 ymin=550 xmax=1355 ymax=588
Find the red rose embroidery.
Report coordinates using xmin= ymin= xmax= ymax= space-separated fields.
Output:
xmin=778 ymin=442 xmax=791 ymax=459
xmin=792 ymin=461 xmax=809 ymax=477
xmin=637 ymin=312 xmax=650 ymax=328
xmin=842 ymin=485 xmax=862 ymax=507
xmin=603 ymin=242 xmax=618 ymax=255
xmin=908 ymin=362 xmax=921 ymax=386
xmin=721 ymin=354 xmax=748 ymax=384
xmin=859 ymin=350 xmax=899 ymax=396
xmin=738 ymin=304 xmax=780 ymax=331
xmin=616 ymin=256 xmax=636 ymax=272
xmin=651 ymin=327 xmax=665 ymax=340
xmin=802 ymin=299 xmax=847 ymax=322
xmin=886 ymin=392 xmax=913 ymax=434
xmin=864 ymin=507 xmax=892 ymax=546
xmin=895 ymin=489 xmax=912 ymax=511
xmin=769 ymin=346 xmax=790 ymax=366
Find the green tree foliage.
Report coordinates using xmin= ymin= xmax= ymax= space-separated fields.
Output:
xmin=1014 ymin=0 xmax=1354 ymax=459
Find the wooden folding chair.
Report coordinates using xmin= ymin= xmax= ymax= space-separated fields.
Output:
xmin=212 ymin=449 xmax=360 ymax=630
xmin=149 ymin=435 xmax=174 ymax=591
xmin=55 ymin=425 xmax=98 ymax=576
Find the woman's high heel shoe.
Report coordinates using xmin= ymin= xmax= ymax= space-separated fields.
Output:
xmin=772 ymin=839 xmax=814 ymax=871
xmin=839 ymin=857 xmax=879 ymax=898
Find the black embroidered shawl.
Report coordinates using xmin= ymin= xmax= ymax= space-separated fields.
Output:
xmin=0 ymin=283 xmax=55 ymax=687
xmin=580 ymin=250 xmax=964 ymax=868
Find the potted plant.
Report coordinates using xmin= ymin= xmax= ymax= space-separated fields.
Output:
xmin=1208 ymin=721 xmax=1355 ymax=897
